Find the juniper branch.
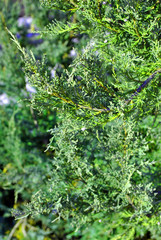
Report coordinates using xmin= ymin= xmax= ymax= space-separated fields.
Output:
xmin=126 ymin=68 xmax=161 ymax=103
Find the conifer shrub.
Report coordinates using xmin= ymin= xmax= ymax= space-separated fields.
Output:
xmin=0 ymin=0 xmax=82 ymax=239
xmin=2 ymin=0 xmax=161 ymax=239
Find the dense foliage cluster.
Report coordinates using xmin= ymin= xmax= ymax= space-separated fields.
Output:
xmin=1 ymin=0 xmax=161 ymax=239
xmin=0 ymin=0 xmax=81 ymax=239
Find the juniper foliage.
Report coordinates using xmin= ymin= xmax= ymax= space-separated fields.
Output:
xmin=9 ymin=0 xmax=161 ymax=238
xmin=0 ymin=0 xmax=77 ymax=238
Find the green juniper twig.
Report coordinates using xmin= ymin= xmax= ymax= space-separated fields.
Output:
xmin=94 ymin=68 xmax=161 ymax=113
xmin=126 ymin=68 xmax=161 ymax=103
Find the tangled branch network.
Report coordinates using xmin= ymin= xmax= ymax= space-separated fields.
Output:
xmin=103 ymin=68 xmax=161 ymax=112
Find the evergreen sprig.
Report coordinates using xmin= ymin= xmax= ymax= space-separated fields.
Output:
xmin=7 ymin=0 xmax=161 ymax=238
